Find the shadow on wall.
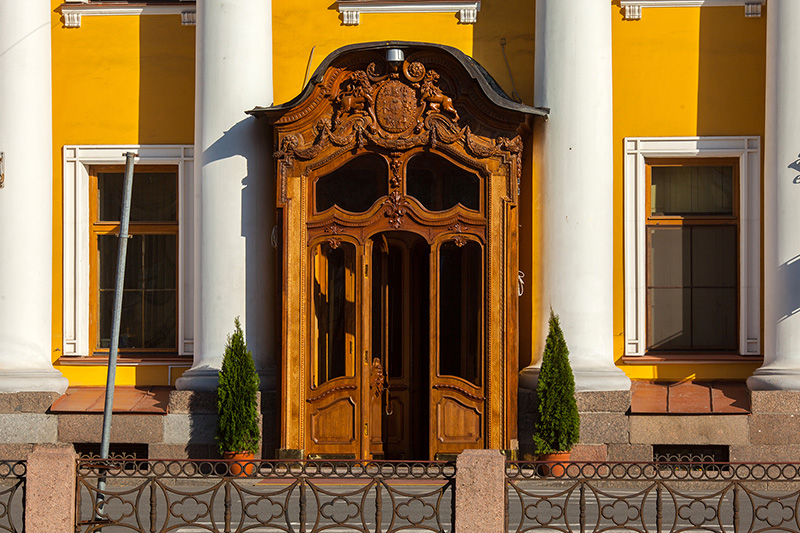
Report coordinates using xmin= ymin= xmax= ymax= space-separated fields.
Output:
xmin=776 ymin=253 xmax=800 ymax=323
xmin=472 ymin=0 xmax=538 ymax=368
xmin=696 ymin=5 xmax=765 ymax=136
xmin=138 ymin=14 xmax=195 ymax=144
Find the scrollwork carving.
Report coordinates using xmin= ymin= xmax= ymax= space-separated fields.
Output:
xmin=281 ymin=61 xmax=523 ymax=168
xmin=370 ymin=358 xmax=386 ymax=397
xmin=403 ymin=60 xmax=426 ymax=83
xmin=389 ymin=152 xmax=402 ymax=188
xmin=383 ymin=190 xmax=408 ymax=228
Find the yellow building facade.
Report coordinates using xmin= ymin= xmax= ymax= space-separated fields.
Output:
xmin=1 ymin=0 xmax=797 ymax=462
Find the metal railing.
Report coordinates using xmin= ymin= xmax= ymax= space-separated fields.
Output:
xmin=506 ymin=461 xmax=800 ymax=533
xmin=76 ymin=458 xmax=455 ymax=532
xmin=0 ymin=461 xmax=25 ymax=533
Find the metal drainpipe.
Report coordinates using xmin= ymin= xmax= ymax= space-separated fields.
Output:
xmin=96 ymin=151 xmax=137 ymax=511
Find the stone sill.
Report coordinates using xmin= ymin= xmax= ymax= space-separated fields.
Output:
xmin=57 ymin=355 xmax=192 ymax=366
xmin=622 ymin=354 xmax=763 ymax=364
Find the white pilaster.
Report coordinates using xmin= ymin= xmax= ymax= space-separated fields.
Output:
xmin=176 ymin=0 xmax=276 ymax=391
xmin=0 ymin=0 xmax=68 ymax=393
xmin=748 ymin=1 xmax=800 ymax=390
xmin=524 ymin=0 xmax=631 ymax=392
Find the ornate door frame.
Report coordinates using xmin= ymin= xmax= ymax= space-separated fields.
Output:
xmin=251 ymin=42 xmax=543 ymax=459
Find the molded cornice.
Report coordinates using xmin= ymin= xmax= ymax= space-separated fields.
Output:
xmin=620 ymin=0 xmax=763 ymax=20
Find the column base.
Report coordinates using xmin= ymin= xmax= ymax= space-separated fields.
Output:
xmin=747 ymin=367 xmax=800 ymax=390
xmin=0 ymin=369 xmax=68 ymax=394
xmin=176 ymin=367 xmax=278 ymax=392
xmin=175 ymin=367 xmax=219 ymax=391
xmin=572 ymin=365 xmax=631 ymax=392
xmin=519 ymin=364 xmax=631 ymax=392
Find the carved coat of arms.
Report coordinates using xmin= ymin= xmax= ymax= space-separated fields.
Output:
xmin=376 ymin=80 xmax=416 ymax=133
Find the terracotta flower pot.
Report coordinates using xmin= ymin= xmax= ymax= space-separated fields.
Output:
xmin=223 ymin=451 xmax=256 ymax=477
xmin=538 ymin=451 xmax=571 ymax=477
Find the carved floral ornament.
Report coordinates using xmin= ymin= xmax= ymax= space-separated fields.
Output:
xmin=274 ymin=57 xmax=523 ymax=165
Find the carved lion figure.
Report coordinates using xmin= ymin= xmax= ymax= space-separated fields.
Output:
xmin=335 ymin=71 xmax=373 ymax=122
xmin=419 ymin=70 xmax=459 ymax=121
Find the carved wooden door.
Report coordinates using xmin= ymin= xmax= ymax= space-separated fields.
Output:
xmin=429 ymin=237 xmax=485 ymax=459
xmin=305 ymin=239 xmax=361 ymax=458
xmin=259 ymin=43 xmax=532 ymax=461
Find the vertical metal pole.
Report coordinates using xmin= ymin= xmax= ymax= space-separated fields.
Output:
xmin=733 ymin=483 xmax=740 ymax=533
xmin=224 ymin=480 xmax=232 ymax=533
xmin=299 ymin=478 xmax=307 ymax=533
xmin=656 ymin=483 xmax=662 ymax=533
xmin=149 ymin=477 xmax=157 ymax=533
xmin=96 ymin=152 xmax=136 ymax=503
xmin=579 ymin=482 xmax=586 ymax=533
xmin=375 ymin=479 xmax=382 ymax=533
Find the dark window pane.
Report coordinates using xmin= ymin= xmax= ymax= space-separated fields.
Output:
xmin=692 ymin=226 xmax=737 ymax=287
xmin=99 ymin=290 xmax=143 ymax=349
xmin=692 ymin=288 xmax=737 ymax=349
xmin=313 ymin=242 xmax=355 ymax=385
xmin=143 ymin=235 xmax=177 ymax=290
xmin=387 ymin=246 xmax=403 ymax=379
xmin=438 ymin=240 xmax=481 ymax=385
xmin=647 ymin=226 xmax=738 ymax=352
xmin=648 ymin=227 xmax=689 ymax=287
xmin=647 ymin=288 xmax=691 ymax=350
xmin=407 ymin=153 xmax=480 ymax=212
xmin=372 ymin=242 xmax=405 ymax=379
xmin=98 ymin=170 xmax=177 ymax=222
xmin=98 ymin=234 xmax=143 ymax=291
xmin=143 ymin=291 xmax=177 ymax=349
xmin=97 ymin=234 xmax=177 ymax=351
xmin=651 ymin=165 xmax=733 ymax=215
xmin=315 ymin=154 xmax=387 ymax=213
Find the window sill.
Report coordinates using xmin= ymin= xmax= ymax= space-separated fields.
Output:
xmin=622 ymin=354 xmax=763 ymax=364
xmin=57 ymin=355 xmax=192 ymax=366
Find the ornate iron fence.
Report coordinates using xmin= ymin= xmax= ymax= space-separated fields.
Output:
xmin=0 ymin=461 xmax=25 ymax=533
xmin=506 ymin=461 xmax=800 ymax=533
xmin=76 ymin=459 xmax=455 ymax=532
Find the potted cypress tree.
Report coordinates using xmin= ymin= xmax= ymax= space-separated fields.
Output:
xmin=217 ymin=317 xmax=260 ymax=476
xmin=533 ymin=310 xmax=580 ymax=475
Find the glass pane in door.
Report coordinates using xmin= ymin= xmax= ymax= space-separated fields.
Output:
xmin=438 ymin=240 xmax=482 ymax=385
xmin=312 ymin=241 xmax=356 ymax=386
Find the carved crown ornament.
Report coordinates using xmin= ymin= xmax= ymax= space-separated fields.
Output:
xmin=272 ymin=56 xmax=524 ymax=166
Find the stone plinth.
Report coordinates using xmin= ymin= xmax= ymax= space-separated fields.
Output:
xmin=455 ymin=449 xmax=505 ymax=533
xmin=25 ymin=444 xmax=77 ymax=533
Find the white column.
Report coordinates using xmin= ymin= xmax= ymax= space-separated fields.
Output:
xmin=0 ymin=1 xmax=68 ymax=394
xmin=176 ymin=0 xmax=275 ymax=391
xmin=523 ymin=0 xmax=630 ymax=392
xmin=748 ymin=1 xmax=800 ymax=390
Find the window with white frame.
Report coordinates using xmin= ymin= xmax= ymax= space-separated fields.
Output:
xmin=624 ymin=137 xmax=761 ymax=357
xmin=63 ymin=145 xmax=194 ymax=358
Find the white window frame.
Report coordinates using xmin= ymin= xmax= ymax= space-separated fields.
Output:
xmin=624 ymin=136 xmax=761 ymax=356
xmin=63 ymin=145 xmax=194 ymax=357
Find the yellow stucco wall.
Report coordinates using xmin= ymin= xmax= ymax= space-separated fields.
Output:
xmin=50 ymin=3 xmax=195 ymax=386
xmin=611 ymin=5 xmax=766 ymax=381
xmin=48 ymin=1 xmax=767 ymax=387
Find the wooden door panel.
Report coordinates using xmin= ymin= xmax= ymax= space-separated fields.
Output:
xmin=433 ymin=394 xmax=483 ymax=445
xmin=385 ymin=386 xmax=409 ymax=445
xmin=309 ymin=393 xmax=358 ymax=448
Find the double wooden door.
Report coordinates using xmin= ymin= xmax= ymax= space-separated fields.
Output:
xmin=306 ymin=230 xmax=485 ymax=460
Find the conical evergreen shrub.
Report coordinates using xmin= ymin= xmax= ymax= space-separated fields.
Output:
xmin=533 ymin=310 xmax=580 ymax=454
xmin=217 ymin=317 xmax=260 ymax=455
